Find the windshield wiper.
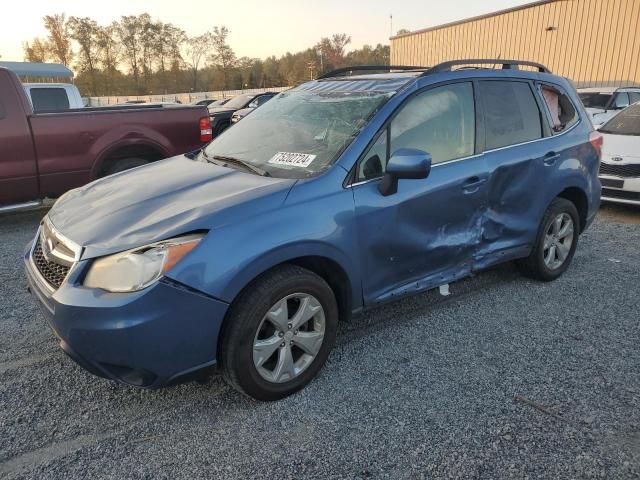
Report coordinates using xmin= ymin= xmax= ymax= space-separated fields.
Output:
xmin=213 ymin=155 xmax=270 ymax=177
xmin=199 ymin=150 xmax=270 ymax=177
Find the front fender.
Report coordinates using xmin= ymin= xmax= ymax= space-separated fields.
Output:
xmin=166 ymin=183 xmax=361 ymax=310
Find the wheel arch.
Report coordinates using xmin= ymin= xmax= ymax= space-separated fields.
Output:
xmin=92 ymin=140 xmax=170 ymax=178
xmin=556 ymin=186 xmax=588 ymax=232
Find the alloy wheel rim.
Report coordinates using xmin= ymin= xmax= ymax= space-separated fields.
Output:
xmin=543 ymin=213 xmax=574 ymax=270
xmin=253 ymin=293 xmax=325 ymax=384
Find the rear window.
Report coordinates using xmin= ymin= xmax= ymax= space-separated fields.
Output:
xmin=599 ymin=104 xmax=640 ymax=136
xmin=30 ymin=88 xmax=70 ymax=112
xmin=479 ymin=81 xmax=543 ymax=150
xmin=579 ymin=93 xmax=612 ymax=109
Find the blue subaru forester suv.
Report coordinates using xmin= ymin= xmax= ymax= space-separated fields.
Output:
xmin=25 ymin=60 xmax=602 ymax=400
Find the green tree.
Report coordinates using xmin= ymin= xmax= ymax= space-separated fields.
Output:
xmin=23 ymin=38 xmax=49 ymax=63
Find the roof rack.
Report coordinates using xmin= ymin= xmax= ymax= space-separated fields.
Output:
xmin=424 ymin=59 xmax=551 ymax=74
xmin=317 ymin=65 xmax=428 ymax=80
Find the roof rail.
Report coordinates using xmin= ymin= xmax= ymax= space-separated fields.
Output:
xmin=317 ymin=65 xmax=428 ymax=80
xmin=424 ymin=59 xmax=551 ymax=74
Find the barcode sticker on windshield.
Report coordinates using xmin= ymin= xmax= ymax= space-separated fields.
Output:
xmin=268 ymin=152 xmax=316 ymax=168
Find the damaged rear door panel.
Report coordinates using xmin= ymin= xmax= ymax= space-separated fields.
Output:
xmin=473 ymin=79 xmax=551 ymax=270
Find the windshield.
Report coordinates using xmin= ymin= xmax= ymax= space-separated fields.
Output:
xmin=222 ymin=94 xmax=255 ymax=109
xmin=579 ymin=92 xmax=612 ymax=109
xmin=203 ymin=89 xmax=393 ymax=178
xmin=599 ymin=104 xmax=640 ymax=136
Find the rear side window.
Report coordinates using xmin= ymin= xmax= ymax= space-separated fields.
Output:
xmin=629 ymin=92 xmax=640 ymax=104
xmin=30 ymin=88 xmax=70 ymax=112
xmin=479 ymin=81 xmax=542 ymax=150
xmin=540 ymin=84 xmax=579 ymax=133
xmin=0 ymin=100 xmax=5 ymax=120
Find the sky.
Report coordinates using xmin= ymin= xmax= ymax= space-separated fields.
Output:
xmin=0 ymin=0 xmax=534 ymax=62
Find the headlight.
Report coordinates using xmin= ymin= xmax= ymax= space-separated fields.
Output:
xmin=83 ymin=234 xmax=204 ymax=292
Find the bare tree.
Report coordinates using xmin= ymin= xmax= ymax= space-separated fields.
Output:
xmin=155 ymin=23 xmax=185 ymax=93
xmin=23 ymin=38 xmax=49 ymax=63
xmin=97 ymin=22 xmax=121 ymax=93
xmin=185 ymin=32 xmax=212 ymax=91
xmin=209 ymin=26 xmax=236 ymax=89
xmin=68 ymin=17 xmax=101 ymax=95
xmin=44 ymin=14 xmax=73 ymax=66
xmin=118 ymin=15 xmax=144 ymax=94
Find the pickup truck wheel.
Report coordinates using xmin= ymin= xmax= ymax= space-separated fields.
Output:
xmin=104 ymin=157 xmax=149 ymax=176
xmin=219 ymin=264 xmax=338 ymax=401
xmin=516 ymin=198 xmax=579 ymax=282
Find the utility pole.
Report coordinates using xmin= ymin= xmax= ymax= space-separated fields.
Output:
xmin=390 ymin=14 xmax=393 ymax=38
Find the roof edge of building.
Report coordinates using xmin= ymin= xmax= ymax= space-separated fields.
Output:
xmin=390 ymin=0 xmax=561 ymax=40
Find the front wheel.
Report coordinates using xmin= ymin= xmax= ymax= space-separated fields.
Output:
xmin=516 ymin=197 xmax=579 ymax=281
xmin=219 ymin=265 xmax=338 ymax=401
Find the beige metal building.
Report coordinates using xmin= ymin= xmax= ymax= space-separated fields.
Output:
xmin=390 ymin=0 xmax=640 ymax=87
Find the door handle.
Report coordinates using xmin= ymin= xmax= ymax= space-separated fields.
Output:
xmin=462 ymin=176 xmax=487 ymax=193
xmin=543 ymin=152 xmax=560 ymax=166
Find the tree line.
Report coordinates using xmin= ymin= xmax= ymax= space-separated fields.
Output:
xmin=22 ymin=13 xmax=390 ymax=97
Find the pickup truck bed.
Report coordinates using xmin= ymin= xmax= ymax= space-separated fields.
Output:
xmin=0 ymin=67 xmax=211 ymax=209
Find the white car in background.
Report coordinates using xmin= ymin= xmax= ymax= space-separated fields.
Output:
xmin=598 ymin=103 xmax=640 ymax=206
xmin=578 ymin=87 xmax=640 ymax=128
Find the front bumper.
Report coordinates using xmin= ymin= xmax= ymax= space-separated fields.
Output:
xmin=24 ymin=243 xmax=229 ymax=388
xmin=600 ymin=174 xmax=640 ymax=206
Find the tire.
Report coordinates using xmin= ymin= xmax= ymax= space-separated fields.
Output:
xmin=104 ymin=157 xmax=149 ymax=176
xmin=219 ymin=264 xmax=338 ymax=401
xmin=516 ymin=197 xmax=580 ymax=281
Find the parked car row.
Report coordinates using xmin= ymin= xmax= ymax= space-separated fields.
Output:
xmin=23 ymin=59 xmax=603 ymax=401
xmin=0 ymin=67 xmax=212 ymax=212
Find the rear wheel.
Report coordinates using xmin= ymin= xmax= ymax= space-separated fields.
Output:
xmin=516 ymin=197 xmax=579 ymax=281
xmin=219 ymin=265 xmax=338 ymax=401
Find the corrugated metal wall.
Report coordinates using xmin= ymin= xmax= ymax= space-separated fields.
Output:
xmin=391 ymin=0 xmax=640 ymax=87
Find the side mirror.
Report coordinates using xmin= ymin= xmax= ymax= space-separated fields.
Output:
xmin=378 ymin=148 xmax=432 ymax=196
xmin=248 ymin=100 xmax=259 ymax=109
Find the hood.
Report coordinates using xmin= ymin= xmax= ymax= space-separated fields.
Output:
xmin=48 ymin=155 xmax=296 ymax=258
xmin=601 ymin=133 xmax=640 ymax=160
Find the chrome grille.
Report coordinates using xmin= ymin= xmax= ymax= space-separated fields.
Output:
xmin=32 ymin=236 xmax=71 ymax=289
xmin=600 ymin=162 xmax=640 ymax=178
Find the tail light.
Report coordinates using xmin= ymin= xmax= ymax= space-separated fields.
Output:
xmin=589 ymin=131 xmax=603 ymax=158
xmin=199 ymin=116 xmax=213 ymax=143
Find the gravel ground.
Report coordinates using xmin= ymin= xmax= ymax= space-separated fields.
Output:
xmin=1 ymin=204 xmax=639 ymax=479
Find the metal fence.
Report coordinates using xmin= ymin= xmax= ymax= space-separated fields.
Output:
xmin=86 ymin=86 xmax=291 ymax=107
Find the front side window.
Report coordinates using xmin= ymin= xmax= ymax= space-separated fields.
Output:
xmin=479 ymin=81 xmax=542 ymax=150
xmin=614 ymin=92 xmax=630 ymax=109
xmin=204 ymin=89 xmax=393 ymax=178
xmin=390 ymin=82 xmax=475 ymax=164
xmin=357 ymin=83 xmax=475 ymax=181
xmin=30 ymin=88 xmax=70 ymax=112
xmin=599 ymin=103 xmax=640 ymax=136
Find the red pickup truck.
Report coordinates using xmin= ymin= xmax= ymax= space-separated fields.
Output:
xmin=0 ymin=67 xmax=212 ymax=211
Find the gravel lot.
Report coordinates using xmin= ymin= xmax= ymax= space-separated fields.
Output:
xmin=1 ymin=204 xmax=639 ymax=479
